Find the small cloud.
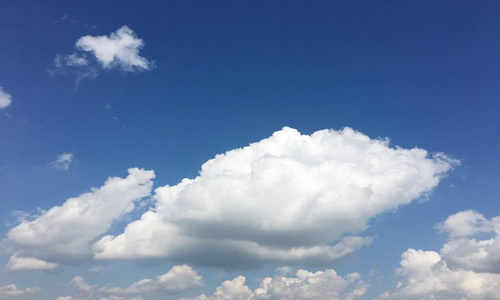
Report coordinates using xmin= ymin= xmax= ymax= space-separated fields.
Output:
xmin=274 ymin=266 xmax=293 ymax=275
xmin=105 ymin=103 xmax=112 ymax=110
xmin=5 ymin=253 xmax=58 ymax=271
xmin=0 ymin=284 xmax=40 ymax=298
xmin=49 ymin=54 xmax=97 ymax=90
xmin=0 ymin=87 xmax=12 ymax=109
xmin=89 ymin=266 xmax=105 ymax=273
xmin=50 ymin=152 xmax=74 ymax=171
xmin=76 ymin=26 xmax=154 ymax=72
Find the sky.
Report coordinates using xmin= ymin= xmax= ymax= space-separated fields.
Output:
xmin=0 ymin=1 xmax=499 ymax=299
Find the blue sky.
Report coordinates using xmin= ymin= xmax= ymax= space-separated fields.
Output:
xmin=0 ymin=1 xmax=499 ymax=299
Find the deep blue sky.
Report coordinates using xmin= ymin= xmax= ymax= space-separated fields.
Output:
xmin=0 ymin=1 xmax=499 ymax=299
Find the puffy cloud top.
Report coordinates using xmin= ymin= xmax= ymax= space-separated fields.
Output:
xmin=187 ymin=268 xmax=367 ymax=300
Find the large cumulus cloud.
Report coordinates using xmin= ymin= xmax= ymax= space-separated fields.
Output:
xmin=93 ymin=127 xmax=456 ymax=268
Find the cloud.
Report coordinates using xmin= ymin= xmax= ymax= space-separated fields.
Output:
xmin=186 ymin=268 xmax=368 ymax=300
xmin=50 ymin=26 xmax=152 ymax=88
xmin=48 ymin=54 xmax=98 ymax=89
xmin=379 ymin=210 xmax=500 ymax=299
xmin=93 ymin=127 xmax=457 ymax=269
xmin=76 ymin=26 xmax=153 ymax=72
xmin=71 ymin=276 xmax=95 ymax=293
xmin=0 ymin=284 xmax=40 ymax=298
xmin=0 ymin=87 xmax=12 ymax=109
xmin=5 ymin=168 xmax=154 ymax=265
xmin=100 ymin=265 xmax=203 ymax=295
xmin=378 ymin=249 xmax=500 ymax=299
xmin=5 ymin=253 xmax=58 ymax=271
xmin=50 ymin=152 xmax=74 ymax=170
xmin=438 ymin=211 xmax=500 ymax=273
xmin=436 ymin=210 xmax=492 ymax=239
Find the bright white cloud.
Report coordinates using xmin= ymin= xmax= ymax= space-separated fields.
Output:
xmin=50 ymin=152 xmax=74 ymax=170
xmin=94 ymin=127 xmax=456 ymax=268
xmin=5 ymin=168 xmax=154 ymax=265
xmin=76 ymin=26 xmax=153 ymax=71
xmin=0 ymin=87 xmax=12 ymax=109
xmin=187 ymin=268 xmax=368 ymax=300
xmin=5 ymin=253 xmax=58 ymax=271
xmin=436 ymin=210 xmax=492 ymax=238
xmin=439 ymin=211 xmax=500 ymax=273
xmin=378 ymin=248 xmax=500 ymax=299
xmin=0 ymin=284 xmax=39 ymax=298
xmin=100 ymin=265 xmax=203 ymax=295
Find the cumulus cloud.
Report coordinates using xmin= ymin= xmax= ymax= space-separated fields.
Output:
xmin=5 ymin=253 xmax=58 ymax=271
xmin=438 ymin=211 xmax=500 ymax=273
xmin=50 ymin=152 xmax=74 ymax=170
xmin=76 ymin=26 xmax=153 ymax=72
xmin=50 ymin=26 xmax=152 ymax=88
xmin=94 ymin=127 xmax=456 ymax=269
xmin=186 ymin=268 xmax=367 ymax=300
xmin=0 ymin=87 xmax=12 ymax=109
xmin=378 ymin=249 xmax=500 ymax=299
xmin=5 ymin=168 xmax=154 ymax=265
xmin=0 ymin=284 xmax=40 ymax=298
xmin=100 ymin=265 xmax=203 ymax=295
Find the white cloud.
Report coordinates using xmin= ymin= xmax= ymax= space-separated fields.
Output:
xmin=5 ymin=168 xmax=154 ymax=264
xmin=378 ymin=249 xmax=500 ymax=300
xmin=436 ymin=210 xmax=492 ymax=238
xmin=50 ymin=152 xmax=74 ymax=170
xmin=0 ymin=87 xmax=12 ymax=109
xmin=438 ymin=211 xmax=500 ymax=273
xmin=5 ymin=253 xmax=58 ymax=271
xmin=186 ymin=268 xmax=368 ymax=300
xmin=94 ymin=127 xmax=456 ymax=268
xmin=0 ymin=284 xmax=40 ymax=298
xmin=76 ymin=26 xmax=153 ymax=72
xmin=100 ymin=265 xmax=203 ymax=295
xmin=71 ymin=276 xmax=95 ymax=293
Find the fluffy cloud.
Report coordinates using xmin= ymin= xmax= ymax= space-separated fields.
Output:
xmin=5 ymin=253 xmax=58 ymax=271
xmin=94 ymin=127 xmax=456 ymax=268
xmin=76 ymin=26 xmax=153 ymax=72
xmin=5 ymin=168 xmax=154 ymax=265
xmin=0 ymin=284 xmax=39 ymax=298
xmin=438 ymin=211 xmax=500 ymax=273
xmin=0 ymin=87 xmax=12 ymax=109
xmin=187 ymin=268 xmax=367 ymax=300
xmin=100 ymin=265 xmax=203 ymax=295
xmin=378 ymin=249 xmax=500 ymax=299
xmin=50 ymin=152 xmax=74 ymax=170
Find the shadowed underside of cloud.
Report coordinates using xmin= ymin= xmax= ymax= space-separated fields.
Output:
xmin=3 ymin=127 xmax=457 ymax=271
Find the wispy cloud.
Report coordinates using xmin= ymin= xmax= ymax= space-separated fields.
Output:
xmin=49 ymin=152 xmax=74 ymax=170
